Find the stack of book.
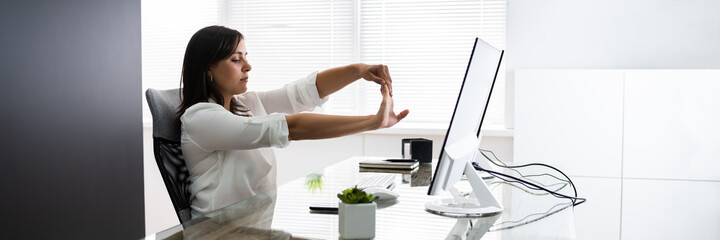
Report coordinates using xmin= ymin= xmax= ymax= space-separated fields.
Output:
xmin=359 ymin=159 xmax=419 ymax=174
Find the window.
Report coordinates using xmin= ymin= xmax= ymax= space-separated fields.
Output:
xmin=141 ymin=0 xmax=221 ymax=123
xmin=223 ymin=0 xmax=358 ymax=115
xmin=143 ymin=0 xmax=506 ymax=126
xmin=357 ymin=0 xmax=506 ymax=125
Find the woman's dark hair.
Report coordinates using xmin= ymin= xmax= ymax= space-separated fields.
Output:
xmin=177 ymin=25 xmax=250 ymax=119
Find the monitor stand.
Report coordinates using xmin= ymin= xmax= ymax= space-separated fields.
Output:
xmin=425 ymin=136 xmax=503 ymax=217
xmin=424 ymin=160 xmax=503 ymax=217
xmin=426 ymin=158 xmax=503 ymax=240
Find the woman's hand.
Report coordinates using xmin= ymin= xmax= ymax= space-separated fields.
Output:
xmin=316 ymin=63 xmax=393 ymax=99
xmin=359 ymin=64 xmax=393 ymax=96
xmin=286 ymin=81 xmax=408 ymax=140
xmin=375 ymin=83 xmax=409 ymax=129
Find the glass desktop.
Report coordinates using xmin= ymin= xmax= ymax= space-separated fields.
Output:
xmin=144 ymin=156 xmax=576 ymax=240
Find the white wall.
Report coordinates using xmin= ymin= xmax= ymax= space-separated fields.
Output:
xmin=508 ymin=4 xmax=720 ymax=236
xmin=143 ymin=126 xmax=513 ymax=235
xmin=514 ymin=69 xmax=720 ymax=240
xmin=505 ymin=0 xmax=720 ymax=127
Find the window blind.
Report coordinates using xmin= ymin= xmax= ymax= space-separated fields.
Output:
xmin=141 ymin=0 xmax=221 ymax=123
xmin=359 ymin=0 xmax=506 ymax=125
xmin=223 ymin=0 xmax=357 ymax=115
xmin=142 ymin=0 xmax=506 ymax=125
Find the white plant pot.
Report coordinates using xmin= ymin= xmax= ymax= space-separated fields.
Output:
xmin=338 ymin=201 xmax=376 ymax=239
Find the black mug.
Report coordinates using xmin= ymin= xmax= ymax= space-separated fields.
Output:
xmin=401 ymin=138 xmax=433 ymax=164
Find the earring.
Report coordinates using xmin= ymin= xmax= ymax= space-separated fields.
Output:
xmin=210 ymin=75 xmax=214 ymax=82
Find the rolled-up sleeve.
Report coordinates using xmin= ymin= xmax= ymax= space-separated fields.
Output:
xmin=255 ymin=71 xmax=329 ymax=114
xmin=181 ymin=103 xmax=290 ymax=151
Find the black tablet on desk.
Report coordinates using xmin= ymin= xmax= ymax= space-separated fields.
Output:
xmin=309 ymin=202 xmax=338 ymax=214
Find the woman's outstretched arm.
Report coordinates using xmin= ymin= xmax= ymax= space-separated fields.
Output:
xmin=315 ymin=63 xmax=393 ymax=99
xmin=286 ymin=83 xmax=408 ymax=140
xmin=285 ymin=113 xmax=378 ymax=140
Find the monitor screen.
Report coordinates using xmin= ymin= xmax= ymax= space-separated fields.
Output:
xmin=427 ymin=38 xmax=503 ymax=195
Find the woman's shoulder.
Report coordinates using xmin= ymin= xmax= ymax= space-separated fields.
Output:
xmin=185 ymin=101 xmax=224 ymax=112
xmin=234 ymin=91 xmax=265 ymax=110
xmin=181 ymin=102 xmax=226 ymax=122
xmin=235 ymin=91 xmax=260 ymax=103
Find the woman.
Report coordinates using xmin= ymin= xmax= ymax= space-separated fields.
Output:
xmin=178 ymin=25 xmax=409 ymax=217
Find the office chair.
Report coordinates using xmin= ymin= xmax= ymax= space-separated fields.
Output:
xmin=146 ymin=88 xmax=192 ymax=224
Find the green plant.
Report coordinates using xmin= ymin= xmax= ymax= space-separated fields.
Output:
xmin=337 ymin=186 xmax=377 ymax=204
xmin=304 ymin=173 xmax=324 ymax=193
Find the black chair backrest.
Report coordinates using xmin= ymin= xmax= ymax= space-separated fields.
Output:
xmin=145 ymin=88 xmax=192 ymax=224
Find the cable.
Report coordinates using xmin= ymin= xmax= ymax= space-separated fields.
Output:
xmin=472 ymin=162 xmax=586 ymax=206
xmin=478 ymin=163 xmax=586 ymax=206
xmin=480 ymin=148 xmax=572 ymax=185
xmin=477 ymin=149 xmax=583 ymax=204
xmin=472 ymin=149 xmax=586 ymax=233
xmin=487 ymin=180 xmax=577 ymax=230
xmin=479 ymin=149 xmax=578 ymax=198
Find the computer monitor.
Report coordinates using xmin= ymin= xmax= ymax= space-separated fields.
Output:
xmin=425 ymin=38 xmax=504 ymax=217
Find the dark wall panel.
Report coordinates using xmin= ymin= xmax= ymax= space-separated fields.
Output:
xmin=0 ymin=0 xmax=144 ymax=239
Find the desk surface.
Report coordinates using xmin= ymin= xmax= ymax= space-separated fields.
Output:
xmin=146 ymin=157 xmax=577 ymax=240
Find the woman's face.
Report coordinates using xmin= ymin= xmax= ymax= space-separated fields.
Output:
xmin=209 ymin=39 xmax=252 ymax=97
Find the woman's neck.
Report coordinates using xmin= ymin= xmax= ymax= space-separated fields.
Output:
xmin=222 ymin=94 xmax=232 ymax=111
xmin=211 ymin=95 xmax=233 ymax=111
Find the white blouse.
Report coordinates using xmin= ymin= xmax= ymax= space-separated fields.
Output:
xmin=180 ymin=71 xmax=327 ymax=217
